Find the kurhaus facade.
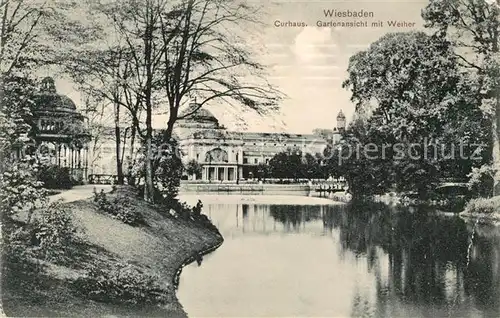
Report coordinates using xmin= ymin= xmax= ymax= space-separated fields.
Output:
xmin=91 ymin=104 xmax=346 ymax=182
xmin=174 ymin=104 xmax=345 ymax=181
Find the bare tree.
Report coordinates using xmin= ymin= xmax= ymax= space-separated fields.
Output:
xmin=158 ymin=0 xmax=282 ymax=141
xmin=81 ymin=93 xmax=109 ymax=173
xmin=1 ymin=0 xmax=47 ymax=77
xmin=73 ymin=0 xmax=282 ymax=202
xmin=96 ymin=0 xmax=168 ymax=201
xmin=60 ymin=36 xmax=142 ymax=184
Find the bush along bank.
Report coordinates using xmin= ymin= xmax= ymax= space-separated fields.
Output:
xmin=2 ymin=185 xmax=223 ymax=317
xmin=460 ymin=196 xmax=500 ymax=224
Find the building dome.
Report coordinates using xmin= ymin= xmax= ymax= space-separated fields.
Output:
xmin=36 ymin=93 xmax=78 ymax=110
xmin=31 ymin=76 xmax=90 ymax=144
xmin=179 ymin=103 xmax=219 ymax=124
xmin=36 ymin=77 xmax=77 ymax=111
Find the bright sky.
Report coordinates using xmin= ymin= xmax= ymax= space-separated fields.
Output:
xmin=52 ymin=0 xmax=428 ymax=134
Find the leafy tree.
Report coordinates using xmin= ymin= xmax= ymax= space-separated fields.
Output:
xmin=323 ymin=144 xmax=341 ymax=179
xmin=255 ymin=163 xmax=271 ymax=181
xmin=185 ymin=159 xmax=202 ymax=180
xmin=0 ymin=76 xmax=37 ymax=166
xmin=269 ymin=149 xmax=302 ymax=180
xmin=342 ymin=31 xmax=489 ymax=197
xmin=132 ymin=132 xmax=184 ymax=204
xmin=269 ymin=149 xmax=322 ymax=180
xmin=0 ymin=0 xmax=86 ymax=273
xmin=337 ymin=118 xmax=394 ymax=197
xmin=422 ymin=0 xmax=500 ymax=194
xmin=301 ymin=153 xmax=322 ymax=180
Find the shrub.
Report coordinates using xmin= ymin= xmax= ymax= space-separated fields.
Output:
xmin=185 ymin=159 xmax=202 ymax=179
xmin=3 ymin=201 xmax=81 ymax=265
xmin=72 ymin=262 xmax=169 ymax=305
xmin=131 ymin=135 xmax=184 ymax=201
xmin=1 ymin=161 xmax=47 ymax=220
xmin=467 ymin=164 xmax=496 ymax=198
xmin=463 ymin=196 xmax=500 ymax=215
xmin=37 ymin=164 xmax=73 ymax=189
xmin=2 ymin=225 xmax=47 ymax=288
xmin=93 ymin=189 xmax=146 ymax=226
xmin=164 ymin=199 xmax=203 ymax=221
xmin=30 ymin=201 xmax=81 ymax=261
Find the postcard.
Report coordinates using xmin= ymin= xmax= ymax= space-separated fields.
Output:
xmin=1 ymin=0 xmax=499 ymax=317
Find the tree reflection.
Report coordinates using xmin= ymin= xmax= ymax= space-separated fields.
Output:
xmin=268 ymin=205 xmax=322 ymax=232
xmin=320 ymin=200 xmax=500 ymax=317
xmin=203 ymin=199 xmax=499 ymax=317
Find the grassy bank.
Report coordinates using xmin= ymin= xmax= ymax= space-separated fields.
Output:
xmin=460 ymin=196 xmax=500 ymax=224
xmin=1 ymin=186 xmax=223 ymax=317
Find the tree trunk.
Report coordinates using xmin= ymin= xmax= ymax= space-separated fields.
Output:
xmin=144 ymin=135 xmax=154 ymax=203
xmin=129 ymin=124 xmax=136 ymax=160
xmin=491 ymin=41 xmax=500 ymax=196
xmin=143 ymin=3 xmax=155 ymax=203
xmin=164 ymin=116 xmax=176 ymax=142
xmin=114 ymin=100 xmax=124 ymax=185
xmin=493 ymin=90 xmax=500 ymax=196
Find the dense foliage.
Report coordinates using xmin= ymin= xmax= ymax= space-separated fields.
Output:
xmin=37 ymin=164 xmax=74 ymax=189
xmin=73 ymin=261 xmax=169 ymax=305
xmin=340 ymin=32 xmax=491 ymax=198
xmin=268 ymin=149 xmax=324 ymax=180
xmin=422 ymin=0 xmax=500 ymax=194
xmin=131 ymin=133 xmax=184 ymax=203
xmin=463 ymin=196 xmax=500 ymax=215
xmin=185 ymin=159 xmax=202 ymax=180
xmin=93 ymin=189 xmax=146 ymax=226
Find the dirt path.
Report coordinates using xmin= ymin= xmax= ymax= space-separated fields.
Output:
xmin=49 ymin=185 xmax=112 ymax=203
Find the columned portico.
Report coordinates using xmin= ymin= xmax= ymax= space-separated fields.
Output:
xmin=202 ymin=164 xmax=238 ymax=181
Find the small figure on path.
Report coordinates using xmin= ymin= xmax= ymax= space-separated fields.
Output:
xmin=195 ymin=254 xmax=203 ymax=266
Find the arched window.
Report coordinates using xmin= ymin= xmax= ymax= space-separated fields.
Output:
xmin=205 ymin=148 xmax=228 ymax=162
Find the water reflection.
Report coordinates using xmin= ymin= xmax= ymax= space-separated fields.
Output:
xmin=178 ymin=196 xmax=500 ymax=317
xmin=325 ymin=202 xmax=499 ymax=317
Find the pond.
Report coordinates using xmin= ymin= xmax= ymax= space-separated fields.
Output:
xmin=177 ymin=194 xmax=500 ymax=318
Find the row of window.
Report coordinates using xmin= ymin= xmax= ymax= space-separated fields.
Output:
xmin=245 ymin=143 xmax=311 ymax=147
xmin=39 ymin=120 xmax=64 ymax=132
xmin=243 ymin=158 xmax=271 ymax=164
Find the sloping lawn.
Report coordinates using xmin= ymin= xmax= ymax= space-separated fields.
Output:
xmin=2 ymin=186 xmax=223 ymax=317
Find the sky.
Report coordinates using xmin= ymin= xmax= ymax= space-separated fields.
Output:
xmin=52 ymin=0 xmax=429 ymax=134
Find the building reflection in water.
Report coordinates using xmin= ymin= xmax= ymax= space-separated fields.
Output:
xmin=208 ymin=200 xmax=500 ymax=317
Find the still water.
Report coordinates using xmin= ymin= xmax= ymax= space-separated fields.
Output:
xmin=177 ymin=194 xmax=500 ymax=318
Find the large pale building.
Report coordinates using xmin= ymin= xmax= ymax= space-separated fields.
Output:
xmin=174 ymin=104 xmax=344 ymax=181
xmin=90 ymin=104 xmax=346 ymax=182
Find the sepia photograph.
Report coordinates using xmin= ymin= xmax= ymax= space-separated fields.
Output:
xmin=0 ymin=0 xmax=499 ymax=317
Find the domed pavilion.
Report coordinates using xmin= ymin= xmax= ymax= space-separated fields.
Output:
xmin=31 ymin=77 xmax=91 ymax=182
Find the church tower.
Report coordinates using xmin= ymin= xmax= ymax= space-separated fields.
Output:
xmin=336 ymin=110 xmax=346 ymax=131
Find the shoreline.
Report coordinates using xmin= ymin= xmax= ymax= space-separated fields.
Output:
xmin=173 ymin=237 xmax=224 ymax=290
xmin=459 ymin=212 xmax=500 ymax=226
xmin=1 ymin=188 xmax=224 ymax=317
